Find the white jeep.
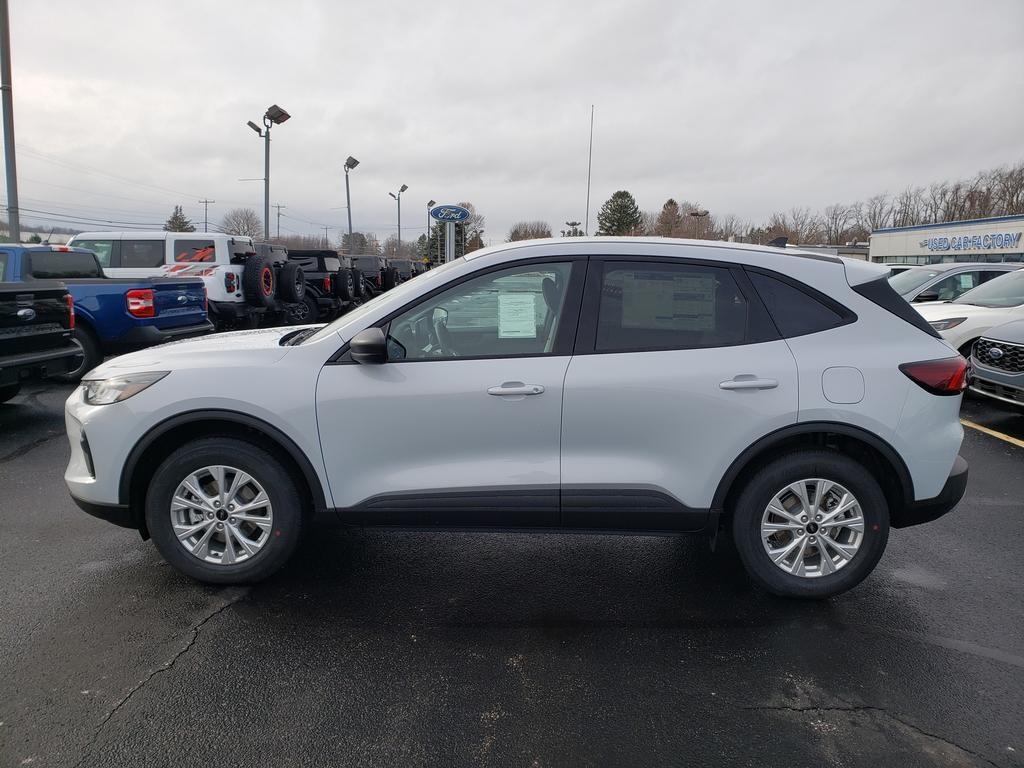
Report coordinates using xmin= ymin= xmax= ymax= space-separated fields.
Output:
xmin=68 ymin=232 xmax=306 ymax=331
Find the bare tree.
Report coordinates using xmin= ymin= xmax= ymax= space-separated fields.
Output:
xmin=382 ymin=235 xmax=419 ymax=259
xmin=507 ymin=221 xmax=553 ymax=241
xmin=822 ymin=203 xmax=855 ymax=244
xmin=860 ymin=193 xmax=892 ymax=232
xmin=220 ymin=208 xmax=263 ymax=239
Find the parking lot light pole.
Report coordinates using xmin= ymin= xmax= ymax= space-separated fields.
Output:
xmin=426 ymin=199 xmax=435 ymax=264
xmin=343 ymin=156 xmax=359 ymax=253
xmin=247 ymin=104 xmax=290 ymax=242
xmin=389 ymin=184 xmax=408 ymax=252
xmin=689 ymin=209 xmax=710 ymax=240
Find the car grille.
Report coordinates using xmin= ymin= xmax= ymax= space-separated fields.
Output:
xmin=973 ymin=338 xmax=1024 ymax=374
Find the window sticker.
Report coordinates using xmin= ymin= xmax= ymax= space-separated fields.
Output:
xmin=498 ymin=293 xmax=537 ymax=338
xmin=621 ymin=271 xmax=715 ymax=331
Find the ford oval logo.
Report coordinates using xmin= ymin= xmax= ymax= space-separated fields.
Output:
xmin=429 ymin=204 xmax=471 ymax=223
xmin=17 ymin=307 xmax=36 ymax=321
xmin=177 ymin=295 xmax=188 ymax=304
xmin=989 ymin=346 xmax=1005 ymax=360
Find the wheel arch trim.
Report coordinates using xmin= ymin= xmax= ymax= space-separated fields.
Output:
xmin=711 ymin=421 xmax=914 ymax=512
xmin=118 ymin=409 xmax=329 ymax=512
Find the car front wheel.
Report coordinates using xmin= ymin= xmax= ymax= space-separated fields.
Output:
xmin=731 ymin=450 xmax=889 ymax=599
xmin=145 ymin=437 xmax=304 ymax=584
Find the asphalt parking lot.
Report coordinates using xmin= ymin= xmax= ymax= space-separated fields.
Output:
xmin=1 ymin=383 xmax=1022 ymax=768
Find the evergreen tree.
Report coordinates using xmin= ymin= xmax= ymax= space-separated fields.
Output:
xmin=164 ymin=205 xmax=196 ymax=232
xmin=596 ymin=191 xmax=643 ymax=236
xmin=654 ymin=198 xmax=683 ymax=237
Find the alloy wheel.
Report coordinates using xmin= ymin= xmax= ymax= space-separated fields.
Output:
xmin=760 ymin=478 xmax=865 ymax=578
xmin=170 ymin=465 xmax=274 ymax=565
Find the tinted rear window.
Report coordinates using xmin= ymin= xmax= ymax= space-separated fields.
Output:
xmin=122 ymin=240 xmax=166 ymax=268
xmin=27 ymin=251 xmax=101 ymax=279
xmin=747 ymin=271 xmax=853 ymax=337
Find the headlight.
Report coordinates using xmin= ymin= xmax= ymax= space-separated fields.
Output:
xmin=82 ymin=371 xmax=169 ymax=405
xmin=928 ymin=317 xmax=967 ymax=331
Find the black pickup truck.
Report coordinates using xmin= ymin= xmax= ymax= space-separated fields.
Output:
xmin=0 ymin=280 xmax=81 ymax=403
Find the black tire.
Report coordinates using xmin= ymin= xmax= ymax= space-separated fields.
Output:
xmin=289 ymin=295 xmax=319 ymax=325
xmin=145 ymin=437 xmax=304 ymax=584
xmin=55 ymin=326 xmax=102 ymax=382
xmin=278 ymin=262 xmax=306 ymax=303
xmin=350 ymin=269 xmax=363 ymax=298
xmin=0 ymin=383 xmax=21 ymax=404
xmin=731 ymin=450 xmax=889 ymax=599
xmin=382 ymin=266 xmax=398 ymax=291
xmin=242 ymin=257 xmax=276 ymax=308
xmin=335 ymin=268 xmax=355 ymax=301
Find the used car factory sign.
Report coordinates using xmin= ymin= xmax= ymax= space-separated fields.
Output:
xmin=920 ymin=230 xmax=1023 ymax=252
xmin=430 ymin=204 xmax=471 ymax=222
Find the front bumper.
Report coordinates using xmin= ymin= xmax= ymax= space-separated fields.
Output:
xmin=969 ymin=357 xmax=1024 ymax=408
xmin=69 ymin=495 xmax=137 ymax=529
xmin=892 ymin=454 xmax=968 ymax=528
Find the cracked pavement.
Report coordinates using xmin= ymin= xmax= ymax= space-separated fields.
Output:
xmin=1 ymin=384 xmax=1022 ymax=767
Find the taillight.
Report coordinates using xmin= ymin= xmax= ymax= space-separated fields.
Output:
xmin=65 ymin=294 xmax=75 ymax=329
xmin=126 ymin=289 xmax=156 ymax=318
xmin=225 ymin=272 xmax=238 ymax=293
xmin=899 ymin=357 xmax=969 ymax=396
xmin=323 ymin=276 xmax=332 ymax=292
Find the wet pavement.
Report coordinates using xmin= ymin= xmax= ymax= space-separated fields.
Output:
xmin=1 ymin=382 xmax=1022 ymax=767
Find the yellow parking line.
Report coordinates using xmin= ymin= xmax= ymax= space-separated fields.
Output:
xmin=960 ymin=419 xmax=1024 ymax=450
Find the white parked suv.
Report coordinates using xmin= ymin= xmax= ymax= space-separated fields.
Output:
xmin=68 ymin=232 xmax=306 ymax=331
xmin=914 ymin=268 xmax=1024 ymax=355
xmin=64 ymin=238 xmax=969 ymax=598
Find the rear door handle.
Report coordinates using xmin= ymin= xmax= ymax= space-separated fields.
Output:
xmin=487 ymin=382 xmax=545 ymax=396
xmin=719 ymin=377 xmax=779 ymax=391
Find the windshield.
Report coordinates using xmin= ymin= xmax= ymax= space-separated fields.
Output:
xmin=302 ymin=258 xmax=466 ymax=344
xmin=953 ymin=269 xmax=1024 ymax=307
xmin=888 ymin=268 xmax=942 ymax=295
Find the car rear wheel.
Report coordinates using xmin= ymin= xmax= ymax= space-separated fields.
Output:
xmin=55 ymin=326 xmax=101 ymax=383
xmin=731 ymin=450 xmax=889 ymax=599
xmin=0 ymin=383 xmax=21 ymax=404
xmin=145 ymin=437 xmax=304 ymax=584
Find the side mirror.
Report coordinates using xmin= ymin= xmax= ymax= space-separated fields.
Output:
xmin=914 ymin=291 xmax=940 ymax=303
xmin=349 ymin=327 xmax=387 ymax=364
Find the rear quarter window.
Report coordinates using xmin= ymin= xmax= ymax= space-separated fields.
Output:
xmin=747 ymin=270 xmax=855 ymax=338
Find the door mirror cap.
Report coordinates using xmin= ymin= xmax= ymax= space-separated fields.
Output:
xmin=914 ymin=291 xmax=940 ymax=303
xmin=350 ymin=327 xmax=387 ymax=364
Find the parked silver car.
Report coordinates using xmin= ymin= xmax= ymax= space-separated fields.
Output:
xmin=889 ymin=262 xmax=1022 ymax=303
xmin=970 ymin=320 xmax=1024 ymax=409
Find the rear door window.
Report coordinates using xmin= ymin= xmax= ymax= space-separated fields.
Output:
xmin=121 ymin=240 xmax=166 ymax=268
xmin=928 ymin=271 xmax=982 ymax=301
xmin=173 ymin=239 xmax=217 ymax=263
xmin=595 ymin=262 xmax=753 ymax=352
xmin=747 ymin=270 xmax=854 ymax=338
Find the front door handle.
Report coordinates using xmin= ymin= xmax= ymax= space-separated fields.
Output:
xmin=719 ymin=376 xmax=779 ymax=391
xmin=487 ymin=382 xmax=545 ymax=396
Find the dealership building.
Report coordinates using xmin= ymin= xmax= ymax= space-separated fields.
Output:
xmin=869 ymin=214 xmax=1024 ymax=265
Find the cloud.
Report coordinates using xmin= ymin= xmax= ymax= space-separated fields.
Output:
xmin=5 ymin=0 xmax=1023 ymax=242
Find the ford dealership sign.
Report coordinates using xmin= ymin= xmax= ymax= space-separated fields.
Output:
xmin=430 ymin=204 xmax=471 ymax=223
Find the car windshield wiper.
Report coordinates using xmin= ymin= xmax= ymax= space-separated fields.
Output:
xmin=279 ymin=328 xmax=318 ymax=346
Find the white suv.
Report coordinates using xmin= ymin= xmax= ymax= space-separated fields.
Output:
xmin=68 ymin=232 xmax=306 ymax=331
xmin=64 ymin=238 xmax=969 ymax=598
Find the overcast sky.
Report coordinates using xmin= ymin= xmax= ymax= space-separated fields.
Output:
xmin=5 ymin=0 xmax=1023 ymax=244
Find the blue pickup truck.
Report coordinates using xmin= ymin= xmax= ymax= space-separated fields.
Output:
xmin=0 ymin=245 xmax=212 ymax=379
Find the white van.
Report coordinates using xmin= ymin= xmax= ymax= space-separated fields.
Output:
xmin=68 ymin=232 xmax=305 ymax=331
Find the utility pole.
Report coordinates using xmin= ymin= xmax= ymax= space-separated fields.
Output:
xmin=273 ymin=204 xmax=285 ymax=238
xmin=198 ymin=199 xmax=215 ymax=233
xmin=0 ymin=0 xmax=21 ymax=241
xmin=322 ymin=225 xmax=330 ymax=247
